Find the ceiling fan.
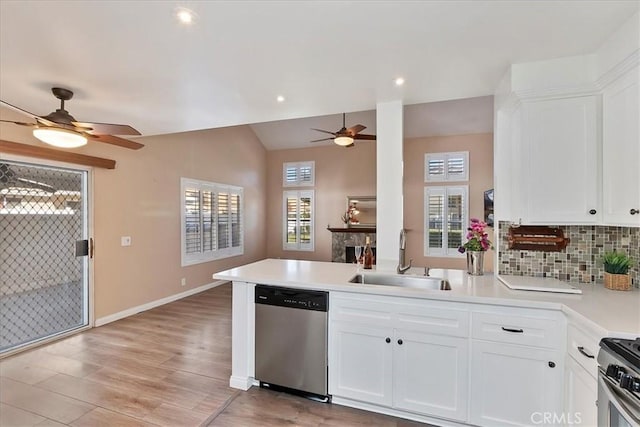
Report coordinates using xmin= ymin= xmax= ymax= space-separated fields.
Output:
xmin=0 ymin=87 xmax=144 ymax=150
xmin=311 ymin=113 xmax=376 ymax=147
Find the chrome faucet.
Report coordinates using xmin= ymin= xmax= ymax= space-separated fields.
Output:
xmin=397 ymin=228 xmax=413 ymax=274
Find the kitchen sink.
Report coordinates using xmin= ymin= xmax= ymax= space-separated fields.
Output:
xmin=349 ymin=272 xmax=451 ymax=290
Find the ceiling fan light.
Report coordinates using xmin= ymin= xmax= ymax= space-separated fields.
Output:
xmin=334 ymin=136 xmax=354 ymax=146
xmin=33 ymin=128 xmax=87 ymax=148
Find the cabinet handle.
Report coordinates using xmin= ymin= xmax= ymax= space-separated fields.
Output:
xmin=385 ymin=337 xmax=391 ymax=343
xmin=548 ymin=361 xmax=556 ymax=368
xmin=589 ymin=209 xmax=597 ymax=215
xmin=631 ymin=209 xmax=639 ymax=215
xmin=397 ymin=339 xmax=403 ymax=345
xmin=501 ymin=327 xmax=524 ymax=333
xmin=577 ymin=346 xmax=595 ymax=359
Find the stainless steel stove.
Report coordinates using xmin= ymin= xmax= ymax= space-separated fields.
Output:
xmin=598 ymin=337 xmax=640 ymax=427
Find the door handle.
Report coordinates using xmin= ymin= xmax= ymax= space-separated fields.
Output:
xmin=89 ymin=238 xmax=94 ymax=259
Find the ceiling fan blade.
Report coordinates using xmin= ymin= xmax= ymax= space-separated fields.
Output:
xmin=311 ymin=128 xmax=337 ymax=136
xmin=310 ymin=137 xmax=334 ymax=143
xmin=1 ymin=100 xmax=57 ymax=127
xmin=73 ymin=121 xmax=141 ymax=136
xmin=353 ymin=134 xmax=376 ymax=140
xmin=0 ymin=119 xmax=36 ymax=127
xmin=347 ymin=124 xmax=366 ymax=135
xmin=87 ymin=134 xmax=144 ymax=150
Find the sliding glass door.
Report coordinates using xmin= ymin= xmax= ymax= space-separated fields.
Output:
xmin=0 ymin=160 xmax=89 ymax=353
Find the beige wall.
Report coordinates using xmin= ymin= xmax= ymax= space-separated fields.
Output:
xmin=0 ymin=124 xmax=267 ymax=319
xmin=404 ymin=133 xmax=494 ymax=271
xmin=266 ymin=143 xmax=376 ymax=261
xmin=266 ymin=133 xmax=494 ymax=269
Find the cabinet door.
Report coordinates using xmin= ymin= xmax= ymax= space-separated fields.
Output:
xmin=602 ymin=68 xmax=640 ymax=226
xmin=328 ymin=321 xmax=393 ymax=406
xmin=470 ymin=341 xmax=564 ymax=427
xmin=495 ymin=106 xmax=525 ymax=223
xmin=564 ymin=356 xmax=597 ymax=427
xmin=393 ymin=330 xmax=469 ymax=422
xmin=522 ymin=96 xmax=600 ymax=224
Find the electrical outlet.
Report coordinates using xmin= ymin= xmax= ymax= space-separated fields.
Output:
xmin=181 ymin=278 xmax=186 ymax=287
xmin=121 ymin=236 xmax=132 ymax=246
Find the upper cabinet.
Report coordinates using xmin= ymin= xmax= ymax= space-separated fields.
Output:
xmin=602 ymin=66 xmax=640 ymax=226
xmin=521 ymin=95 xmax=601 ymax=224
xmin=494 ymin=55 xmax=639 ymax=227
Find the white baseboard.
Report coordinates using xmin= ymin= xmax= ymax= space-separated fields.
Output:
xmin=331 ymin=396 xmax=465 ymax=427
xmin=229 ymin=375 xmax=256 ymax=391
xmin=94 ymin=280 xmax=228 ymax=327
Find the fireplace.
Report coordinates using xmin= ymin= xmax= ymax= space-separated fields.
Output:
xmin=326 ymin=227 xmax=376 ymax=263
xmin=345 ymin=246 xmax=377 ymax=264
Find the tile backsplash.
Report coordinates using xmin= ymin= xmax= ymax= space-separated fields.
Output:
xmin=497 ymin=222 xmax=639 ymax=287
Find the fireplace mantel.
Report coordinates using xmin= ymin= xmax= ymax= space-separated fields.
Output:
xmin=327 ymin=227 xmax=376 ymax=233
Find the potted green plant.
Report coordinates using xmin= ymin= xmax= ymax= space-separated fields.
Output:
xmin=602 ymin=250 xmax=632 ymax=291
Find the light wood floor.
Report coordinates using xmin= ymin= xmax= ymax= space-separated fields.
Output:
xmin=1 ymin=284 xmax=428 ymax=426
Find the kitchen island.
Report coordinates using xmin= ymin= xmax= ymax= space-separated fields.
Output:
xmin=213 ymin=259 xmax=639 ymax=426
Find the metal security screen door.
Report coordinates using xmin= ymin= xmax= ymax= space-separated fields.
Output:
xmin=0 ymin=160 xmax=89 ymax=353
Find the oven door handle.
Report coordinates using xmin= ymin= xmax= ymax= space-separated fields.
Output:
xmin=598 ymin=373 xmax=640 ymax=425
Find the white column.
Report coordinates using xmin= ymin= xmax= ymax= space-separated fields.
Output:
xmin=376 ymin=100 xmax=404 ymax=271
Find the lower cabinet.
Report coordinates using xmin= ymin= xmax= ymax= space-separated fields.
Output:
xmin=564 ymin=355 xmax=598 ymax=427
xmin=329 ymin=322 xmax=393 ymax=406
xmin=328 ymin=292 xmax=567 ymax=426
xmin=329 ymin=321 xmax=469 ymax=422
xmin=469 ymin=341 xmax=564 ymax=427
xmin=393 ymin=330 xmax=469 ymax=421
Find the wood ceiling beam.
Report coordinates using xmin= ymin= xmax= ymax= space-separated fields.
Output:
xmin=0 ymin=139 xmax=116 ymax=169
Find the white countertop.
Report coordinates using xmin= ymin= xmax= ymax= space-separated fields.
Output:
xmin=213 ymin=258 xmax=640 ymax=338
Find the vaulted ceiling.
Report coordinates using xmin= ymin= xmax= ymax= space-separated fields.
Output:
xmin=0 ymin=1 xmax=636 ymax=148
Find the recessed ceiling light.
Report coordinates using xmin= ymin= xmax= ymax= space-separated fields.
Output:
xmin=176 ymin=8 xmax=194 ymax=24
xmin=276 ymin=95 xmax=285 ymax=103
xmin=395 ymin=77 xmax=405 ymax=86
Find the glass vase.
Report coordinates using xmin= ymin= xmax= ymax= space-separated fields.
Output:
xmin=466 ymin=251 xmax=484 ymax=275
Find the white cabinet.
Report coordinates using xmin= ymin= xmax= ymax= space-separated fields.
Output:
xmin=393 ymin=330 xmax=469 ymax=420
xmin=563 ymin=321 xmax=602 ymax=427
xmin=602 ymin=66 xmax=640 ymax=226
xmin=329 ymin=322 xmax=393 ymax=406
xmin=470 ymin=341 xmax=564 ymax=427
xmin=520 ymin=95 xmax=601 ymax=224
xmin=565 ymin=356 xmax=598 ymax=427
xmin=494 ymin=106 xmax=525 ymax=223
xmin=329 ymin=293 xmax=470 ymax=422
xmin=469 ymin=308 xmax=566 ymax=427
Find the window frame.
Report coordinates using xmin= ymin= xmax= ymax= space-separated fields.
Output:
xmin=424 ymin=185 xmax=468 ymax=257
xmin=282 ymin=189 xmax=315 ymax=251
xmin=180 ymin=177 xmax=244 ymax=266
xmin=283 ymin=161 xmax=315 ymax=187
xmin=424 ymin=151 xmax=469 ymax=182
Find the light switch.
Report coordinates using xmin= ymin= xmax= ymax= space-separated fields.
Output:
xmin=121 ymin=236 xmax=132 ymax=246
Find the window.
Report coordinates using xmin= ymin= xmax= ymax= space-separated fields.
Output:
xmin=425 ymin=152 xmax=469 ymax=182
xmin=283 ymin=161 xmax=315 ymax=187
xmin=283 ymin=190 xmax=314 ymax=251
xmin=181 ymin=178 xmax=243 ymax=266
xmin=424 ymin=186 xmax=468 ymax=257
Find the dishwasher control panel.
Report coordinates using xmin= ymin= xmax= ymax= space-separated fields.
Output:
xmin=255 ymin=285 xmax=328 ymax=312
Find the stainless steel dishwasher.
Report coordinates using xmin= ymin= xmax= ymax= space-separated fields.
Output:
xmin=254 ymin=285 xmax=329 ymax=401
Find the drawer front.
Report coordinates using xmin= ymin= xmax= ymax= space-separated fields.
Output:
xmin=331 ymin=292 xmax=470 ymax=335
xmin=567 ymin=324 xmax=600 ymax=377
xmin=330 ymin=293 xmax=393 ymax=326
xmin=471 ymin=308 xmax=564 ymax=349
xmin=396 ymin=302 xmax=469 ymax=337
